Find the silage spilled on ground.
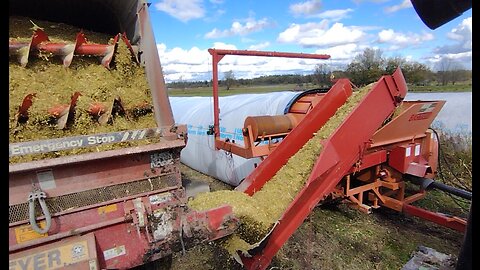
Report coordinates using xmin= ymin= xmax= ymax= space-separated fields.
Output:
xmin=189 ymin=83 xmax=373 ymax=261
xmin=9 ymin=16 xmax=157 ymax=163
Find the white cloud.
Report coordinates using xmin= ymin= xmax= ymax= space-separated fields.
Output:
xmin=155 ymin=0 xmax=205 ymax=22
xmin=241 ymin=37 xmax=256 ymax=43
xmin=317 ymin=9 xmax=354 ymax=20
xmin=158 ymin=46 xmax=210 ymax=66
xmin=210 ymin=0 xmax=224 ymax=4
xmin=212 ymin=42 xmax=238 ymax=50
xmin=310 ymin=43 xmax=368 ymax=69
xmin=353 ymin=0 xmax=390 ymax=3
xmin=315 ymin=43 xmax=365 ymax=60
xmin=443 ymin=17 xmax=472 ymax=51
xmin=384 ymin=0 xmax=412 ymax=13
xmin=377 ymin=29 xmax=434 ymax=48
xmin=430 ymin=17 xmax=471 ymax=68
xmin=277 ymin=21 xmax=365 ymax=47
xmin=157 ymin=43 xmax=167 ymax=55
xmin=158 ymin=43 xmax=345 ymax=82
xmin=290 ymin=0 xmax=322 ymax=16
xmin=248 ymin=42 xmax=270 ymax=50
xmin=205 ymin=17 xmax=273 ymax=38
xmin=423 ymin=51 xmax=472 ymax=70
xmin=290 ymin=0 xmax=353 ymax=21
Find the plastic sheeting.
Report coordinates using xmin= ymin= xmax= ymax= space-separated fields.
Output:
xmin=170 ymin=91 xmax=299 ymax=186
xmin=170 ymin=91 xmax=471 ymax=186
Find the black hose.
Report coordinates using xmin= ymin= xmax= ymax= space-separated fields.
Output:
xmin=428 ymin=181 xmax=472 ymax=200
xmin=405 ymin=175 xmax=472 ymax=200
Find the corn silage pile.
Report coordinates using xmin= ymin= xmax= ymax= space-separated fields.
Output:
xmin=9 ymin=16 xmax=158 ymax=163
xmin=189 ymin=84 xmax=373 ymax=260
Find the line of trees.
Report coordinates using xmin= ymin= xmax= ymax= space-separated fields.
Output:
xmin=344 ymin=48 xmax=470 ymax=86
xmin=167 ymin=48 xmax=471 ymax=89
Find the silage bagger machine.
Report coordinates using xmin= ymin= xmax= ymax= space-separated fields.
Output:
xmin=9 ymin=1 xmax=238 ymax=269
xmin=9 ymin=0 xmax=471 ymax=269
xmin=206 ymin=49 xmax=471 ymax=269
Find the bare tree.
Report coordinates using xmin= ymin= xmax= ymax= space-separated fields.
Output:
xmin=449 ymin=61 xmax=464 ymax=85
xmin=436 ymin=57 xmax=464 ymax=85
xmin=436 ymin=57 xmax=467 ymax=85
xmin=313 ymin=63 xmax=331 ymax=87
xmin=436 ymin=57 xmax=452 ymax=86
xmin=224 ymin=70 xmax=235 ymax=90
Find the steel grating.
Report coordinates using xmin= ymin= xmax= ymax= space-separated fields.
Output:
xmin=9 ymin=174 xmax=179 ymax=224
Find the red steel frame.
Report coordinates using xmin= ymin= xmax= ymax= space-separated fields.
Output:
xmin=236 ymin=68 xmax=408 ymax=269
xmin=208 ymin=48 xmax=330 ymax=141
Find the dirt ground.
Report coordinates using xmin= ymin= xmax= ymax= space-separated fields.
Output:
xmin=166 ymin=163 xmax=466 ymax=270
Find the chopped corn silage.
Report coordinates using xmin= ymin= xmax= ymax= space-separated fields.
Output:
xmin=189 ymin=83 xmax=374 ymax=258
xmin=9 ymin=16 xmax=157 ymax=163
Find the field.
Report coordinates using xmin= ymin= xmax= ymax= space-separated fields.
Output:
xmin=167 ymin=81 xmax=471 ymax=97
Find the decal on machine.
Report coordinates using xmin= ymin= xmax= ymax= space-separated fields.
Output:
xmin=9 ymin=128 xmax=159 ymax=157
xmin=409 ymin=102 xmax=437 ymax=121
xmin=37 ymin=170 xmax=56 ymax=190
xmin=9 ymin=240 xmax=89 ymax=270
xmin=103 ymin=245 xmax=126 ymax=261
xmin=97 ymin=204 xmax=118 ymax=215
xmin=149 ymin=193 xmax=172 ymax=205
xmin=15 ymin=221 xmax=48 ymax=244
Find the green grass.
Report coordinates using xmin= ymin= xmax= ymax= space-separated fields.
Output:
xmin=408 ymin=81 xmax=472 ymax=92
xmin=167 ymin=81 xmax=471 ymax=97
xmin=168 ymin=83 xmax=316 ymax=97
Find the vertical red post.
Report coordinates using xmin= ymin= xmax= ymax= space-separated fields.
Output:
xmin=209 ymin=49 xmax=222 ymax=137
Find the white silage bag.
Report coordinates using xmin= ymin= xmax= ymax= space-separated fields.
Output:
xmin=169 ymin=91 xmax=298 ymax=186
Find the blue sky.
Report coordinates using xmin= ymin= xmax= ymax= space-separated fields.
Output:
xmin=148 ymin=0 xmax=472 ymax=82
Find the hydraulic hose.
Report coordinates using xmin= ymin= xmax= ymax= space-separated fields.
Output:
xmin=28 ymin=190 xmax=52 ymax=234
xmin=428 ymin=181 xmax=472 ymax=200
xmin=405 ymin=175 xmax=472 ymax=200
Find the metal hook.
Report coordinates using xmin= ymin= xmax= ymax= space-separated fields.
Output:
xmin=28 ymin=189 xmax=52 ymax=234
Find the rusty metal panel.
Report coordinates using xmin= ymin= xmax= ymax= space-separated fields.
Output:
xmin=9 ymin=143 xmax=183 ymax=206
xmin=9 ymin=174 xmax=181 ymax=224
